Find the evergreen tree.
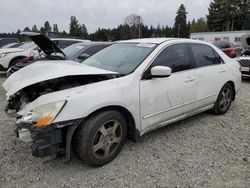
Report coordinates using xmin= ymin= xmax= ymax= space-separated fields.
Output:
xmin=53 ymin=24 xmax=59 ymax=33
xmin=80 ymin=24 xmax=88 ymax=39
xmin=32 ymin=25 xmax=39 ymax=32
xmin=23 ymin=27 xmax=31 ymax=32
xmin=69 ymin=16 xmax=80 ymax=36
xmin=44 ymin=21 xmax=51 ymax=32
xmin=207 ymin=0 xmax=250 ymax=31
xmin=173 ymin=4 xmax=188 ymax=38
xmin=40 ymin=27 xmax=46 ymax=34
xmin=190 ymin=18 xmax=208 ymax=33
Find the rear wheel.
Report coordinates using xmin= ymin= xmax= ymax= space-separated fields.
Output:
xmin=74 ymin=110 xmax=127 ymax=166
xmin=212 ymin=83 xmax=233 ymax=115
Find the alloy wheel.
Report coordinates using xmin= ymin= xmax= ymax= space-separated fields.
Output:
xmin=92 ymin=120 xmax=122 ymax=159
xmin=219 ymin=88 xmax=232 ymax=111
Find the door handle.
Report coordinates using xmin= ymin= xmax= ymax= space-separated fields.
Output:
xmin=185 ymin=77 xmax=195 ymax=83
xmin=219 ymin=69 xmax=226 ymax=73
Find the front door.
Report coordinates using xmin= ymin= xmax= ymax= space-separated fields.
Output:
xmin=140 ymin=43 xmax=197 ymax=132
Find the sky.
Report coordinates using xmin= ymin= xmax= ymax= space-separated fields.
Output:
xmin=0 ymin=0 xmax=212 ymax=33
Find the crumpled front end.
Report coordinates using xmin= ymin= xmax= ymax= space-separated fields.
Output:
xmin=15 ymin=112 xmax=83 ymax=158
xmin=3 ymin=67 xmax=118 ymax=159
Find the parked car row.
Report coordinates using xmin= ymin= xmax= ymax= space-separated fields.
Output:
xmin=208 ymin=35 xmax=250 ymax=79
xmin=2 ymin=36 xmax=241 ymax=166
xmin=7 ymin=33 xmax=112 ymax=76
xmin=0 ymin=32 xmax=88 ymax=72
xmin=0 ymin=38 xmax=20 ymax=48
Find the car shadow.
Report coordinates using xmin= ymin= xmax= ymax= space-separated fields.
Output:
xmin=242 ymin=78 xmax=250 ymax=83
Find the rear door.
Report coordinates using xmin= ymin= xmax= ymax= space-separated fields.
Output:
xmin=189 ymin=43 xmax=228 ymax=109
xmin=140 ymin=43 xmax=197 ymax=132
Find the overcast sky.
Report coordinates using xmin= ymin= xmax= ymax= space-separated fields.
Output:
xmin=0 ymin=0 xmax=212 ymax=33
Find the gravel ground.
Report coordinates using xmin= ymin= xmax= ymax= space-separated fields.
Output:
xmin=0 ymin=73 xmax=249 ymax=188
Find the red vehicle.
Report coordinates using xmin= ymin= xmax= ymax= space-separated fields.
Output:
xmin=212 ymin=41 xmax=237 ymax=58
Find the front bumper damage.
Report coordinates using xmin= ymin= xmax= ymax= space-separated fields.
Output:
xmin=15 ymin=117 xmax=83 ymax=160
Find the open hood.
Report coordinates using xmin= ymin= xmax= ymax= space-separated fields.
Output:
xmin=21 ymin=32 xmax=65 ymax=57
xmin=3 ymin=60 xmax=117 ymax=96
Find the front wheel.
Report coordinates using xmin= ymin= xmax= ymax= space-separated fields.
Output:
xmin=74 ymin=110 xmax=127 ymax=166
xmin=212 ymin=83 xmax=234 ymax=115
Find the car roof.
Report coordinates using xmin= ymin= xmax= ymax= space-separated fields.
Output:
xmin=118 ymin=38 xmax=177 ymax=44
xmin=76 ymin=42 xmax=113 ymax=46
xmin=51 ymin=38 xmax=90 ymax=42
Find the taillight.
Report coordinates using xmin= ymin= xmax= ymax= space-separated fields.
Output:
xmin=21 ymin=56 xmax=34 ymax=63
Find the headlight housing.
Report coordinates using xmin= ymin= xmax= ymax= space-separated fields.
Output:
xmin=0 ymin=53 xmax=7 ymax=58
xmin=32 ymin=100 xmax=66 ymax=127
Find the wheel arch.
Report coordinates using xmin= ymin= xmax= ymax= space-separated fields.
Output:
xmin=9 ymin=56 xmax=27 ymax=68
xmin=65 ymin=105 xmax=139 ymax=162
xmin=227 ymin=80 xmax=236 ymax=101
xmin=83 ymin=105 xmax=139 ymax=142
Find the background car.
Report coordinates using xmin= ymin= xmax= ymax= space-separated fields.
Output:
xmin=0 ymin=38 xmax=20 ymax=48
xmin=212 ymin=41 xmax=238 ymax=58
xmin=236 ymin=34 xmax=250 ymax=78
xmin=51 ymin=38 xmax=90 ymax=49
xmin=0 ymin=32 xmax=90 ymax=72
xmin=7 ymin=41 xmax=112 ymax=76
xmin=0 ymin=42 xmax=22 ymax=49
xmin=0 ymin=42 xmax=39 ymax=71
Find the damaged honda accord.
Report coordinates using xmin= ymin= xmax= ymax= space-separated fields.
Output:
xmin=3 ymin=38 xmax=241 ymax=166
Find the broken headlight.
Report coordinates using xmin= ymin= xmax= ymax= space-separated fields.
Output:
xmin=32 ymin=100 xmax=66 ymax=127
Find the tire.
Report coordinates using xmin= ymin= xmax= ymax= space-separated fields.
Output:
xmin=212 ymin=83 xmax=234 ymax=115
xmin=73 ymin=110 xmax=127 ymax=166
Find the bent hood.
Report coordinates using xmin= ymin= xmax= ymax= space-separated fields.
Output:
xmin=3 ymin=60 xmax=117 ymax=96
xmin=0 ymin=48 xmax=25 ymax=54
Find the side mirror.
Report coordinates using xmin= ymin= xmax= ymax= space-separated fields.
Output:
xmin=78 ymin=53 xmax=90 ymax=60
xmin=151 ymin=66 xmax=172 ymax=78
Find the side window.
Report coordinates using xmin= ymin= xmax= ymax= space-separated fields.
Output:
xmin=152 ymin=44 xmax=192 ymax=73
xmin=83 ymin=45 xmax=108 ymax=56
xmin=190 ymin=44 xmax=222 ymax=68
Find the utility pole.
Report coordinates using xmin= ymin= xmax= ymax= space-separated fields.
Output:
xmin=178 ymin=24 xmax=181 ymax=38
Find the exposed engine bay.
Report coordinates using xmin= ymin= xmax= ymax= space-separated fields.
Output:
xmin=5 ymin=74 xmax=118 ymax=114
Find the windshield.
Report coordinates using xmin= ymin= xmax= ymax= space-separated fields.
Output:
xmin=82 ymin=43 xmax=155 ymax=74
xmin=63 ymin=43 xmax=86 ymax=57
xmin=18 ymin=42 xmax=37 ymax=49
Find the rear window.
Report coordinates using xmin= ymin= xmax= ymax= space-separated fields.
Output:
xmin=190 ymin=44 xmax=222 ymax=68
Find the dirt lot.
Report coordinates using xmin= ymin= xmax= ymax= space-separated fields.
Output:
xmin=0 ymin=73 xmax=249 ymax=188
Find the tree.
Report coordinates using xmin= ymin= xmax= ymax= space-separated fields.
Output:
xmin=80 ymin=24 xmax=88 ymax=39
xmin=69 ymin=16 xmax=80 ymax=36
xmin=44 ymin=21 xmax=51 ymax=32
xmin=190 ymin=18 xmax=208 ymax=33
xmin=124 ymin=14 xmax=143 ymax=38
xmin=40 ymin=27 xmax=46 ymax=34
xmin=207 ymin=0 xmax=250 ymax=31
xmin=53 ymin=24 xmax=59 ymax=33
xmin=32 ymin=25 xmax=39 ymax=32
xmin=173 ymin=4 xmax=188 ymax=38
xmin=23 ymin=27 xmax=31 ymax=32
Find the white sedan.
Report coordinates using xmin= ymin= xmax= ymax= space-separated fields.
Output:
xmin=3 ymin=38 xmax=241 ymax=166
xmin=0 ymin=42 xmax=39 ymax=71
